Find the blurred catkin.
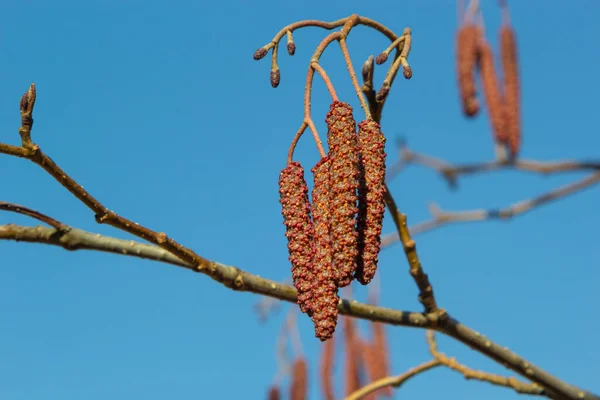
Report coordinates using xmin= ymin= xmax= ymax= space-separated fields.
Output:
xmin=326 ymin=101 xmax=360 ymax=288
xmin=290 ymin=358 xmax=308 ymax=400
xmin=500 ymin=23 xmax=521 ymax=157
xmin=456 ymin=24 xmax=480 ymax=117
xmin=355 ymin=120 xmax=387 ymax=285
xmin=371 ymin=321 xmax=392 ymax=397
xmin=320 ymin=332 xmax=336 ymax=400
xmin=278 ymin=162 xmax=315 ymax=316
xmin=267 ymin=385 xmax=281 ymax=400
xmin=343 ymin=317 xmax=361 ymax=396
xmin=356 ymin=338 xmax=378 ymax=400
xmin=478 ymin=38 xmax=508 ymax=144
xmin=311 ymin=157 xmax=339 ymax=340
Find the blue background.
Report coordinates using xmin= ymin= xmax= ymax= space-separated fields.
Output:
xmin=1 ymin=1 xmax=598 ymax=399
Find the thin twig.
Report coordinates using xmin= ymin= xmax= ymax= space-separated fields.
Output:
xmin=0 ymin=201 xmax=68 ymax=230
xmin=345 ymin=359 xmax=441 ymax=400
xmin=426 ymin=330 xmax=546 ymax=396
xmin=381 ymin=172 xmax=600 ymax=247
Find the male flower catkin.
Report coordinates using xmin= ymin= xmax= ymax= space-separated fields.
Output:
xmin=478 ymin=38 xmax=507 ymax=144
xmin=326 ymin=101 xmax=360 ymax=288
xmin=311 ymin=157 xmax=339 ymax=340
xmin=355 ymin=120 xmax=387 ymax=285
xmin=456 ymin=24 xmax=480 ymax=117
xmin=289 ymin=358 xmax=308 ymax=400
xmin=500 ymin=22 xmax=521 ymax=157
xmin=278 ymin=162 xmax=315 ymax=316
xmin=319 ymin=333 xmax=336 ymax=400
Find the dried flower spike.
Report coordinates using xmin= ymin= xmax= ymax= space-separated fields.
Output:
xmin=355 ymin=120 xmax=387 ymax=285
xmin=326 ymin=101 xmax=360 ymax=288
xmin=311 ymin=157 xmax=339 ymax=340
xmin=500 ymin=15 xmax=521 ymax=157
xmin=278 ymin=162 xmax=315 ymax=316
xmin=290 ymin=358 xmax=308 ymax=400
xmin=456 ymin=24 xmax=480 ymax=117
xmin=478 ymin=38 xmax=507 ymax=144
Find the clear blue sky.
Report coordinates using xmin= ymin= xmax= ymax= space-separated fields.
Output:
xmin=1 ymin=1 xmax=598 ymax=399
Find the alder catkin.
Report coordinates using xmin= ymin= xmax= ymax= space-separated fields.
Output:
xmin=500 ymin=24 xmax=521 ymax=157
xmin=478 ymin=38 xmax=508 ymax=144
xmin=371 ymin=321 xmax=392 ymax=396
xmin=278 ymin=162 xmax=315 ymax=316
xmin=326 ymin=101 xmax=360 ymax=288
xmin=267 ymin=385 xmax=281 ymax=400
xmin=311 ymin=157 xmax=339 ymax=340
xmin=355 ymin=120 xmax=387 ymax=285
xmin=456 ymin=24 xmax=480 ymax=117
xmin=319 ymin=332 xmax=336 ymax=400
xmin=290 ymin=358 xmax=308 ymax=400
xmin=355 ymin=338 xmax=378 ymax=400
xmin=343 ymin=317 xmax=361 ymax=396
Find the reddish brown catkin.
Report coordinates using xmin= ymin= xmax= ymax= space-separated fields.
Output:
xmin=319 ymin=332 xmax=336 ymax=400
xmin=343 ymin=317 xmax=361 ymax=396
xmin=267 ymin=385 xmax=281 ymax=400
xmin=355 ymin=120 xmax=387 ymax=285
xmin=371 ymin=321 xmax=392 ymax=397
xmin=478 ymin=38 xmax=508 ymax=144
xmin=326 ymin=101 xmax=360 ymax=288
xmin=355 ymin=338 xmax=378 ymax=400
xmin=278 ymin=162 xmax=315 ymax=316
xmin=456 ymin=24 xmax=480 ymax=117
xmin=500 ymin=23 xmax=521 ymax=157
xmin=311 ymin=157 xmax=339 ymax=340
xmin=290 ymin=358 xmax=308 ymax=400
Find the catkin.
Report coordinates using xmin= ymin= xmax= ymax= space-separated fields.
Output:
xmin=371 ymin=321 xmax=392 ymax=396
xmin=343 ymin=317 xmax=361 ymax=396
xmin=290 ymin=358 xmax=308 ymax=400
xmin=355 ymin=338 xmax=378 ymax=400
xmin=267 ymin=385 xmax=281 ymax=400
xmin=278 ymin=162 xmax=315 ymax=316
xmin=456 ymin=24 xmax=480 ymax=117
xmin=355 ymin=120 xmax=387 ymax=285
xmin=311 ymin=157 xmax=339 ymax=340
xmin=478 ymin=38 xmax=508 ymax=144
xmin=319 ymin=332 xmax=336 ymax=400
xmin=326 ymin=101 xmax=360 ymax=288
xmin=500 ymin=24 xmax=521 ymax=157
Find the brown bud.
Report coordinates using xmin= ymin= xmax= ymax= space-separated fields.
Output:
xmin=402 ymin=65 xmax=413 ymax=79
xmin=271 ymin=68 xmax=281 ymax=88
xmin=287 ymin=41 xmax=296 ymax=56
xmin=355 ymin=120 xmax=387 ymax=285
xmin=500 ymin=24 xmax=521 ymax=158
xmin=326 ymin=101 xmax=360 ymax=288
xmin=311 ymin=157 xmax=339 ymax=340
xmin=279 ymin=162 xmax=315 ymax=316
xmin=478 ymin=39 xmax=507 ymax=145
xmin=319 ymin=333 xmax=336 ymax=400
xmin=375 ymin=85 xmax=390 ymax=102
xmin=375 ymin=52 xmax=388 ymax=65
xmin=254 ymin=47 xmax=268 ymax=60
xmin=267 ymin=385 xmax=281 ymax=400
xmin=456 ymin=24 xmax=480 ymax=117
xmin=290 ymin=358 xmax=308 ymax=400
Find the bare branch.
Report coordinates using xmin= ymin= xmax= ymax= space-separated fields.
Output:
xmin=345 ymin=359 xmax=441 ymax=400
xmin=426 ymin=330 xmax=546 ymax=396
xmin=0 ymin=201 xmax=68 ymax=230
xmin=381 ymin=172 xmax=600 ymax=247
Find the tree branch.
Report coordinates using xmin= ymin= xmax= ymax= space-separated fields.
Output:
xmin=1 ymin=222 xmax=598 ymax=400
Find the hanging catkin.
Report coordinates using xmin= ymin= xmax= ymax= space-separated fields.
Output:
xmin=355 ymin=120 xmax=387 ymax=285
xmin=326 ymin=101 xmax=360 ymax=288
xmin=478 ymin=38 xmax=508 ymax=144
xmin=289 ymin=357 xmax=308 ymax=400
xmin=267 ymin=385 xmax=281 ymax=400
xmin=456 ymin=24 xmax=480 ymax=117
xmin=319 ymin=332 xmax=336 ymax=400
xmin=500 ymin=22 xmax=521 ymax=157
xmin=343 ymin=317 xmax=361 ymax=396
xmin=311 ymin=156 xmax=339 ymax=340
xmin=278 ymin=162 xmax=315 ymax=316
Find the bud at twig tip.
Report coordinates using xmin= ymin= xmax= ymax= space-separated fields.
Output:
xmin=253 ymin=47 xmax=268 ymax=60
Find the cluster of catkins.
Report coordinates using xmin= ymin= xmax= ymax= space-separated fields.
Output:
xmin=278 ymin=101 xmax=387 ymax=341
xmin=456 ymin=4 xmax=521 ymax=158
